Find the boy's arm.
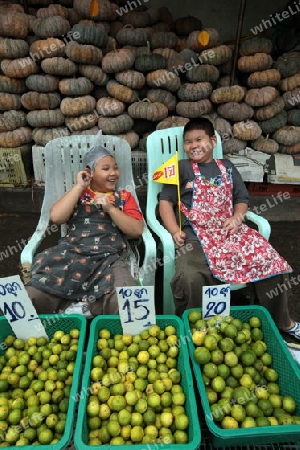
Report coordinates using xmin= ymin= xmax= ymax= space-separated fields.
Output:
xmin=159 ymin=200 xmax=186 ymax=246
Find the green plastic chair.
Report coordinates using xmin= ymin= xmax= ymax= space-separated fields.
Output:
xmin=21 ymin=134 xmax=157 ymax=300
xmin=146 ymin=126 xmax=271 ymax=315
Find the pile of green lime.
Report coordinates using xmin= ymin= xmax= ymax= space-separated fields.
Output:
xmin=0 ymin=328 xmax=80 ymax=446
xmin=86 ymin=324 xmax=190 ymax=445
xmin=188 ymin=310 xmax=300 ymax=429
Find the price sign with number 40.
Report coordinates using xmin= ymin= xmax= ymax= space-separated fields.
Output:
xmin=202 ymin=284 xmax=230 ymax=319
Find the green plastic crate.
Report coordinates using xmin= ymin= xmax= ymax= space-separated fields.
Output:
xmin=182 ymin=305 xmax=300 ymax=448
xmin=74 ymin=315 xmax=201 ymax=450
xmin=0 ymin=314 xmax=87 ymax=450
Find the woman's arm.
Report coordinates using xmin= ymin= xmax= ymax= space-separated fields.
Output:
xmin=50 ymin=170 xmax=91 ymax=225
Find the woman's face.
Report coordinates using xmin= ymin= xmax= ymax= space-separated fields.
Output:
xmin=90 ymin=156 xmax=120 ymax=192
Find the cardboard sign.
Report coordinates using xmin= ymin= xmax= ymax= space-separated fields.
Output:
xmin=117 ymin=286 xmax=156 ymax=335
xmin=202 ymin=284 xmax=230 ymax=319
xmin=0 ymin=275 xmax=48 ymax=339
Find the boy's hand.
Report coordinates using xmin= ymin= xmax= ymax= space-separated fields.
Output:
xmin=171 ymin=230 xmax=186 ymax=247
xmin=77 ymin=170 xmax=92 ymax=189
xmin=222 ymin=216 xmax=241 ymax=234
xmin=94 ymin=194 xmax=112 ymax=212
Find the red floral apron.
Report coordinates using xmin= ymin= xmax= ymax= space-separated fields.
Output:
xmin=180 ymin=160 xmax=292 ymax=284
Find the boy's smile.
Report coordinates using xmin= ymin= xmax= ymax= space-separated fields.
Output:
xmin=90 ymin=156 xmax=120 ymax=192
xmin=184 ymin=129 xmax=216 ymax=163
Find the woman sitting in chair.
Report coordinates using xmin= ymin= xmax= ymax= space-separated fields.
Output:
xmin=26 ymin=143 xmax=144 ymax=317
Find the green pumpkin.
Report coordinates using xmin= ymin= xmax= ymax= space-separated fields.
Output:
xmin=71 ymin=24 xmax=109 ymax=47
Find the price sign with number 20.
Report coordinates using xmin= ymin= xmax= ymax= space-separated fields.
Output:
xmin=117 ymin=286 xmax=156 ymax=335
xmin=202 ymin=284 xmax=230 ymax=319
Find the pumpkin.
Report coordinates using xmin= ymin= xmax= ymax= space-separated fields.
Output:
xmin=71 ymin=23 xmax=108 ymax=47
xmin=106 ymin=80 xmax=139 ymax=103
xmin=174 ymin=16 xmax=202 ymax=36
xmin=282 ymin=87 xmax=300 ymax=110
xmin=186 ymin=30 xmax=203 ymax=51
xmin=98 ymin=113 xmax=134 ymax=135
xmin=60 ymin=95 xmax=96 ymax=117
xmin=186 ymin=64 xmax=219 ymax=83
xmin=287 ymin=109 xmax=300 ymax=126
xmin=258 ymin=110 xmax=288 ymax=135
xmin=65 ymin=112 xmax=98 ymax=132
xmin=0 ymin=76 xmax=26 ymax=94
xmin=156 ymin=115 xmax=189 ymax=130
xmin=1 ymin=58 xmax=38 ymax=78
xmin=29 ymin=38 xmax=65 ymax=60
xmin=213 ymin=117 xmax=232 ymax=141
xmin=146 ymin=8 xmax=161 ymax=25
xmin=32 ymin=127 xmax=70 ymax=146
xmin=150 ymin=32 xmax=178 ymax=49
xmin=152 ymin=22 xmax=172 ymax=33
xmin=153 ymin=48 xmax=178 ymax=60
xmin=73 ymin=0 xmax=114 ymax=20
xmin=146 ymin=70 xmax=181 ymax=92
xmin=119 ymin=11 xmax=151 ymax=28
xmin=232 ymin=120 xmax=262 ymax=141
xmin=65 ymin=41 xmax=102 ymax=65
xmin=272 ymin=126 xmax=300 ymax=146
xmin=217 ymin=102 xmax=254 ymax=122
xmin=252 ymin=136 xmax=279 ymax=154
xmin=273 ymin=51 xmax=300 ymax=78
xmin=116 ymin=25 xmax=149 ymax=47
xmin=102 ymin=44 xmax=135 ymax=73
xmin=199 ymin=45 xmax=232 ymax=66
xmin=37 ymin=4 xmax=69 ymax=19
xmin=109 ymin=20 xmax=124 ymax=38
xmin=128 ymin=99 xmax=168 ymax=122
xmin=254 ymin=97 xmax=285 ymax=121
xmin=239 ymin=37 xmax=273 ymax=56
xmin=21 ymin=92 xmax=61 ymax=110
xmin=78 ymin=65 xmax=109 ymax=86
xmin=26 ymin=109 xmax=65 ymax=128
xmin=279 ymin=143 xmax=300 ymax=154
xmin=72 ymin=126 xmax=98 ymax=136
xmin=0 ymin=110 xmax=27 ymax=132
xmin=176 ymin=99 xmax=213 ymax=118
xmin=0 ymin=37 xmax=28 ymax=59
xmin=41 ymin=57 xmax=77 ymax=76
xmin=167 ymin=49 xmax=198 ymax=73
xmin=0 ymin=12 xmax=29 ymax=38
xmin=135 ymin=51 xmax=167 ymax=72
xmin=58 ymin=77 xmax=94 ymax=96
xmin=32 ymin=15 xmax=71 ymax=38
xmin=147 ymin=89 xmax=177 ymax=111
xmin=0 ymin=93 xmax=21 ymax=111
xmin=115 ymin=70 xmax=145 ymax=89
xmin=26 ymin=74 xmax=59 ymax=93
xmin=247 ymin=69 xmax=281 ymax=88
xmin=0 ymin=127 xmax=32 ymax=148
xmin=217 ymin=75 xmax=238 ymax=87
xmin=178 ymin=82 xmax=212 ymax=101
xmin=222 ymin=137 xmax=247 ymax=154
xmin=245 ymin=87 xmax=278 ymax=108
xmin=238 ymin=53 xmax=273 ymax=73
xmin=96 ymin=97 xmax=125 ymax=117
xmin=279 ymin=72 xmax=300 ymax=92
xmin=116 ymin=130 xmax=140 ymax=149
xmin=210 ymin=85 xmax=245 ymax=103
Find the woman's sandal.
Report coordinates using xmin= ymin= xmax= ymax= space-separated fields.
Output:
xmin=283 ymin=322 xmax=300 ymax=340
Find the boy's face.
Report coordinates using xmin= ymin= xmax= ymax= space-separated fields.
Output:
xmin=90 ymin=156 xmax=120 ymax=192
xmin=183 ymin=129 xmax=217 ymax=163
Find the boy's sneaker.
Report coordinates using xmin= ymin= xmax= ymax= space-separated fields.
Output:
xmin=283 ymin=322 xmax=300 ymax=340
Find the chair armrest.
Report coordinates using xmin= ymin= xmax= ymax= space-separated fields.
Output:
xmin=139 ymin=223 xmax=157 ymax=287
xmin=245 ymin=211 xmax=271 ymax=240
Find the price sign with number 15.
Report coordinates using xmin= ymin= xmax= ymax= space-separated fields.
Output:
xmin=0 ymin=275 xmax=48 ymax=340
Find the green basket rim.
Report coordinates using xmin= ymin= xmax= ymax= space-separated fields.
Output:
xmin=182 ymin=306 xmax=300 ymax=446
xmin=74 ymin=314 xmax=201 ymax=450
xmin=0 ymin=313 xmax=87 ymax=450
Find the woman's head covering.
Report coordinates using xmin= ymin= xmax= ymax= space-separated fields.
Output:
xmin=83 ymin=130 xmax=114 ymax=171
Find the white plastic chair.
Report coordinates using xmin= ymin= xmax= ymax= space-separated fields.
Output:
xmin=20 ymin=134 xmax=156 ymax=292
xmin=146 ymin=126 xmax=271 ymax=314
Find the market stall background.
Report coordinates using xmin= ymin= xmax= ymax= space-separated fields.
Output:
xmin=0 ymin=0 xmax=299 ymax=187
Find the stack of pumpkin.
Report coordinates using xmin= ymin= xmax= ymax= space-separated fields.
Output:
xmin=0 ymin=0 xmax=299 ymax=164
